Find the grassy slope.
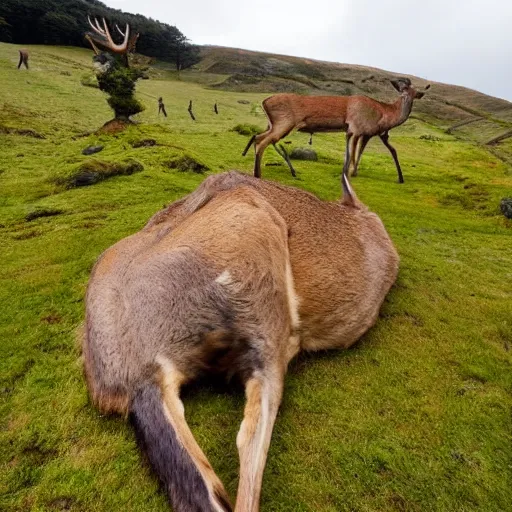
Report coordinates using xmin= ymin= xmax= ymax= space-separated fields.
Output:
xmin=1 ymin=43 xmax=511 ymax=512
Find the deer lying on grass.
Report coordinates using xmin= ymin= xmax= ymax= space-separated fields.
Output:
xmin=83 ymin=171 xmax=399 ymax=511
xmin=243 ymin=79 xmax=430 ymax=183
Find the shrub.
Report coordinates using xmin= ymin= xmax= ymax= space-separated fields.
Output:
xmin=231 ymin=123 xmax=262 ymax=136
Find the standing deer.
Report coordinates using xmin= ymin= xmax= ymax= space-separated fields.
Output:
xmin=18 ymin=49 xmax=29 ymax=70
xmin=243 ymin=79 xmax=430 ymax=183
xmin=83 ymin=171 xmax=399 ymax=511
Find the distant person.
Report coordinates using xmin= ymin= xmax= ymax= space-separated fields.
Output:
xmin=18 ymin=49 xmax=29 ymax=70
xmin=158 ymin=97 xmax=167 ymax=117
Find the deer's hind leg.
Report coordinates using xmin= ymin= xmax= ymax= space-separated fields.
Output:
xmin=351 ymin=135 xmax=370 ymax=177
xmin=235 ymin=364 xmax=285 ymax=512
xmin=253 ymin=123 xmax=294 ymax=178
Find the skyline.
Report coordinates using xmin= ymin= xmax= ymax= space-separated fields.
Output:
xmin=102 ymin=0 xmax=512 ymax=102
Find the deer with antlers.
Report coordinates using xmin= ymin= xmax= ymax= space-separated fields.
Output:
xmin=83 ymin=171 xmax=399 ymax=511
xmin=243 ymin=79 xmax=430 ymax=183
xmin=86 ymin=16 xmax=139 ymax=65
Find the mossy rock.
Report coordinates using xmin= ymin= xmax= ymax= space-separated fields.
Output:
xmin=54 ymin=159 xmax=143 ymax=188
xmin=167 ymin=155 xmax=209 ymax=174
xmin=290 ymin=148 xmax=318 ymax=161
xmin=231 ymin=123 xmax=263 ymax=136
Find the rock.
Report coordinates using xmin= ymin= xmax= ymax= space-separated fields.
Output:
xmin=131 ymin=139 xmax=157 ymax=148
xmin=82 ymin=145 xmax=104 ymax=156
xmin=290 ymin=148 xmax=318 ymax=161
xmin=167 ymin=155 xmax=209 ymax=174
xmin=500 ymin=198 xmax=512 ymax=219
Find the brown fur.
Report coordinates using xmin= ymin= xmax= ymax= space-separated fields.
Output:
xmin=84 ymin=172 xmax=399 ymax=511
xmin=18 ymin=49 xmax=29 ymax=70
xmin=243 ymin=79 xmax=429 ymax=183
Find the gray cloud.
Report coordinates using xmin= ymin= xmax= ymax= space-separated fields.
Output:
xmin=103 ymin=0 xmax=512 ymax=101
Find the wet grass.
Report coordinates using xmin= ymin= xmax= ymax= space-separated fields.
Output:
xmin=0 ymin=43 xmax=511 ymax=512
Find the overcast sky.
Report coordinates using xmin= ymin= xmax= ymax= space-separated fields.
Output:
xmin=103 ymin=0 xmax=512 ymax=101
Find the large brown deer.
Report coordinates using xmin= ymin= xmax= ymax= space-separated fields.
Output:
xmin=243 ymin=79 xmax=430 ymax=183
xmin=83 ymin=171 xmax=399 ymax=511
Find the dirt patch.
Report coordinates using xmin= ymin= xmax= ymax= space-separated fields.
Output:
xmin=12 ymin=230 xmax=41 ymax=240
xmin=131 ymin=138 xmax=157 ymax=148
xmin=48 ymin=497 xmax=78 ymax=511
xmin=25 ymin=208 xmax=64 ymax=222
xmin=0 ymin=124 xmax=45 ymax=139
xmin=41 ymin=313 xmax=62 ymax=324
xmin=97 ymin=118 xmax=133 ymax=134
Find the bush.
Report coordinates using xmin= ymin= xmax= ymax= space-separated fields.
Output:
xmin=231 ymin=123 xmax=263 ymax=136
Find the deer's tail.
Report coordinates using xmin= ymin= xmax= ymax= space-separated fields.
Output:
xmin=242 ymin=134 xmax=257 ymax=156
xmin=129 ymin=376 xmax=232 ymax=512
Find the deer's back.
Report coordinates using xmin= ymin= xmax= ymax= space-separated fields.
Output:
xmin=84 ymin=187 xmax=294 ymax=410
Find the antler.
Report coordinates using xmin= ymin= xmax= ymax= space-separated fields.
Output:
xmin=86 ymin=16 xmax=130 ymax=54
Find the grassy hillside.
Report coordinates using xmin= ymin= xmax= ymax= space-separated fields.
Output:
xmin=1 ymin=43 xmax=511 ymax=512
xmin=187 ymin=46 xmax=512 ymax=165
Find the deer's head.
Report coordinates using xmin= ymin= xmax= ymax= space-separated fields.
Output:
xmin=390 ymin=78 xmax=431 ymax=99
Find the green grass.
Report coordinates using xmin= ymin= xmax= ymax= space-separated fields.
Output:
xmin=1 ymin=43 xmax=511 ymax=512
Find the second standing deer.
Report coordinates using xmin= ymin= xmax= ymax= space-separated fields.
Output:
xmin=243 ymin=79 xmax=430 ymax=183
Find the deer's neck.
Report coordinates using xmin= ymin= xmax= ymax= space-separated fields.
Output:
xmin=384 ymin=94 xmax=414 ymax=130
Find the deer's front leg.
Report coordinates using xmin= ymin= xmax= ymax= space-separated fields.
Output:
xmin=235 ymin=369 xmax=284 ymax=512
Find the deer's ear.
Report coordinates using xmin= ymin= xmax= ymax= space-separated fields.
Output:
xmin=390 ymin=79 xmax=401 ymax=92
xmin=415 ymin=91 xmax=425 ymax=99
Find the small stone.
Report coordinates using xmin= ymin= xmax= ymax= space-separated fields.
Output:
xmin=500 ymin=198 xmax=512 ymax=219
xmin=290 ymin=148 xmax=318 ymax=161
xmin=82 ymin=145 xmax=104 ymax=156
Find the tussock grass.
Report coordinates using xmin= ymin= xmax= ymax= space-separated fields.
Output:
xmin=231 ymin=123 xmax=263 ymax=136
xmin=0 ymin=43 xmax=511 ymax=512
xmin=52 ymin=159 xmax=144 ymax=189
